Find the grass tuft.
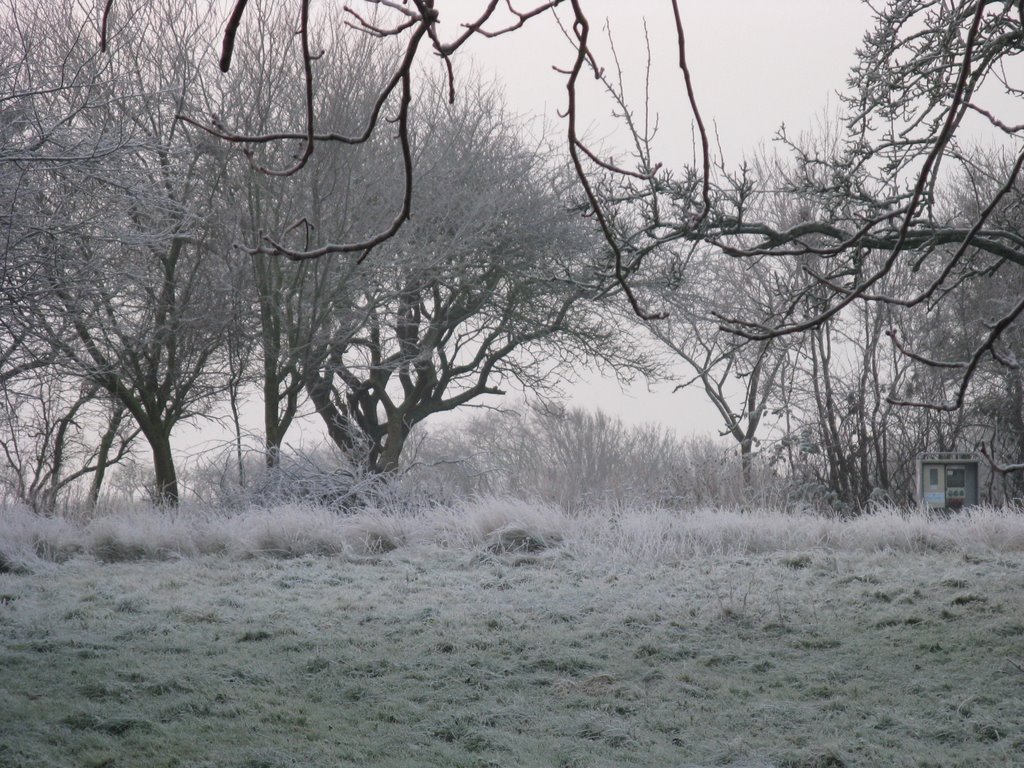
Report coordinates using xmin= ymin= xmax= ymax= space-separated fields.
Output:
xmin=950 ymin=593 xmax=987 ymax=605
xmin=779 ymin=751 xmax=847 ymax=768
xmin=62 ymin=713 xmax=152 ymax=736
xmin=238 ymin=630 xmax=272 ymax=642
xmin=0 ymin=548 xmax=33 ymax=575
xmin=486 ymin=525 xmax=561 ymax=554
xmin=781 ymin=554 xmax=813 ymax=569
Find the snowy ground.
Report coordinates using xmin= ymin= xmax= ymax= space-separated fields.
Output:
xmin=2 ymin=502 xmax=1024 ymax=767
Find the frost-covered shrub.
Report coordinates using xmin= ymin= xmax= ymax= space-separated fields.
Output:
xmin=184 ymin=444 xmax=397 ymax=512
xmin=400 ymin=404 xmax=785 ymax=510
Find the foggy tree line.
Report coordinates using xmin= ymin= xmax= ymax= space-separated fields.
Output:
xmin=2 ymin=0 xmax=1023 ymax=512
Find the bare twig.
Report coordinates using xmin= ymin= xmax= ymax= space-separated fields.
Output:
xmin=669 ymin=0 xmax=710 ymax=229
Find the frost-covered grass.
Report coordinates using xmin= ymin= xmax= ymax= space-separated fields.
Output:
xmin=4 ymin=500 xmax=1024 ymax=571
xmin=1 ymin=500 xmax=1024 ymax=766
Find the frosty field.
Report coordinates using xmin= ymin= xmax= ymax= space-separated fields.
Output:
xmin=2 ymin=502 xmax=1024 ymax=767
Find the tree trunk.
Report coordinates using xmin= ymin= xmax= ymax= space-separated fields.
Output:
xmin=374 ymin=420 xmax=409 ymax=475
xmin=149 ymin=431 xmax=179 ymax=505
xmin=740 ymin=438 xmax=753 ymax=490
xmin=264 ymin=436 xmax=282 ymax=468
xmin=263 ymin=383 xmax=299 ymax=469
xmin=262 ymin=347 xmax=283 ymax=468
xmin=227 ymin=381 xmax=245 ymax=487
xmin=303 ymin=372 xmax=359 ymax=456
xmin=264 ymin=388 xmax=281 ymax=468
xmin=88 ymin=406 xmax=125 ymax=507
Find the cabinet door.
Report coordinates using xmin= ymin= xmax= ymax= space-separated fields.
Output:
xmin=923 ymin=465 xmax=945 ymax=507
xmin=945 ymin=466 xmax=966 ymax=508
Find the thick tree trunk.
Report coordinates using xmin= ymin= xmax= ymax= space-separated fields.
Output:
xmin=149 ymin=431 xmax=179 ymax=505
xmin=263 ymin=382 xmax=299 ymax=469
xmin=374 ymin=425 xmax=408 ymax=475
xmin=263 ymin=350 xmax=283 ymax=468
xmin=264 ymin=436 xmax=282 ymax=468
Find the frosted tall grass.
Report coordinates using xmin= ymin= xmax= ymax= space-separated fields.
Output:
xmin=3 ymin=498 xmax=1023 ymax=572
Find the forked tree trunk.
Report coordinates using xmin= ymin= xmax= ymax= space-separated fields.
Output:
xmin=374 ymin=425 xmax=408 ymax=475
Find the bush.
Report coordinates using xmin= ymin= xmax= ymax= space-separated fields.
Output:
xmin=184 ymin=444 xmax=395 ymax=512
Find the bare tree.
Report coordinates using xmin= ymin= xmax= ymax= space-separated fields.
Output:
xmin=98 ymin=0 xmax=707 ymax=320
xmin=0 ymin=374 xmax=136 ymax=513
xmin=293 ymin=82 xmax=650 ymax=474
xmin=640 ymin=243 xmax=799 ymax=490
xmin=187 ymin=2 xmax=654 ymax=479
xmin=609 ymin=3 xmax=1024 ymax=417
xmin=5 ymin=0 xmax=241 ymax=505
xmin=1 ymin=0 xmax=133 ymax=389
xmin=1 ymin=0 xmax=148 ymax=508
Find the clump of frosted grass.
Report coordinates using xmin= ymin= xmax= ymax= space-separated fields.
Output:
xmin=2 ymin=498 xmax=1024 ymax=569
xmin=204 ymin=505 xmax=349 ymax=558
xmin=87 ymin=511 xmax=200 ymax=562
xmin=574 ymin=503 xmax=1024 ymax=562
xmin=571 ymin=505 xmax=836 ymax=562
xmin=0 ymin=504 xmax=82 ymax=572
xmin=410 ymin=497 xmax=569 ymax=553
xmin=337 ymin=510 xmax=409 ymax=555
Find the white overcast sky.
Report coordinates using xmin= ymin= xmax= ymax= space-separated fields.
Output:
xmin=448 ymin=1 xmax=875 ymax=436
xmin=460 ymin=1 xmax=874 ymax=160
